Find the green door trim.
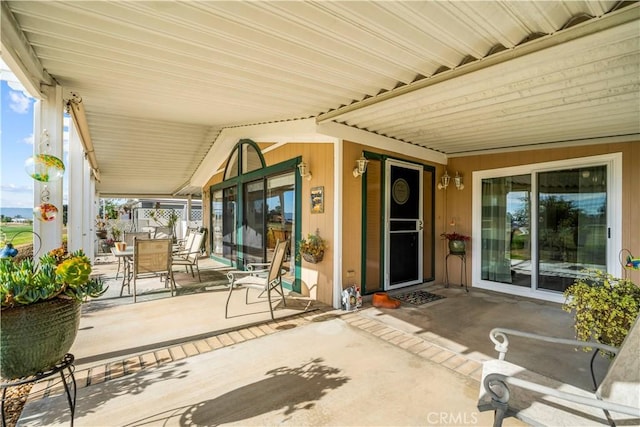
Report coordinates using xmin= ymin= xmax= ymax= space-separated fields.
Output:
xmin=209 ymin=143 xmax=302 ymax=292
xmin=360 ymin=152 xmax=436 ymax=294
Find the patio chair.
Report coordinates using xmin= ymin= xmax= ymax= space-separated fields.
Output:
xmin=175 ymin=227 xmax=198 ymax=251
xmin=131 ymin=238 xmax=175 ymax=303
xmin=117 ymin=232 xmax=151 ymax=293
xmin=123 ymin=231 xmax=150 ymax=246
xmin=478 ymin=315 xmax=640 ymax=426
xmin=173 ymin=229 xmax=196 ymax=255
xmin=225 ymin=239 xmax=288 ymax=320
xmin=153 ymin=226 xmax=173 ymax=239
xmin=171 ymin=231 xmax=205 ymax=281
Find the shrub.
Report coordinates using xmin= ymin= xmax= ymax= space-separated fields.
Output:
xmin=563 ymin=269 xmax=640 ymax=355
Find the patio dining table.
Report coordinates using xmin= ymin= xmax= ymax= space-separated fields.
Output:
xmin=110 ymin=246 xmax=134 ymax=293
xmin=110 ymin=240 xmax=175 ymax=300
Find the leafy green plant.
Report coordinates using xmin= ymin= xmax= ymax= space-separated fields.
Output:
xmin=563 ymin=269 xmax=640 ymax=356
xmin=298 ymin=231 xmax=327 ymax=260
xmin=0 ymin=248 xmax=107 ymax=308
xmin=111 ymin=224 xmax=122 ymax=241
xmin=149 ymin=209 xmax=180 ymax=232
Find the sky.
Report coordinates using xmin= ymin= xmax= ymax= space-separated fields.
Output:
xmin=1 ymin=77 xmax=36 ymax=209
xmin=1 ymin=60 xmax=69 ymax=209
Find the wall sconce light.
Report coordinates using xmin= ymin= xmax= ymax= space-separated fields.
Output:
xmin=298 ymin=161 xmax=312 ymax=181
xmin=353 ymin=155 xmax=369 ymax=178
xmin=437 ymin=170 xmax=450 ymax=190
xmin=454 ymin=172 xmax=464 ymax=190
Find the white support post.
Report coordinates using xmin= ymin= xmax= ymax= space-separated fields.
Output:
xmin=32 ymin=85 xmax=64 ymax=254
xmin=67 ymin=120 xmax=95 ymax=257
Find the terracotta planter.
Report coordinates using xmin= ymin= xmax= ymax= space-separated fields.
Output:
xmin=0 ymin=299 xmax=81 ymax=379
xmin=448 ymin=240 xmax=466 ymax=255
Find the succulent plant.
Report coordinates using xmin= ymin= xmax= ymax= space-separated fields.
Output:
xmin=0 ymin=248 xmax=107 ymax=308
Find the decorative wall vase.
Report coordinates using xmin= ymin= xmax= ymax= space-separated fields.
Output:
xmin=0 ymin=299 xmax=81 ymax=379
xmin=448 ymin=240 xmax=466 ymax=255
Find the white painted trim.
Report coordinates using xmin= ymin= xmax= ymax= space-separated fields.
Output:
xmin=384 ymin=158 xmax=425 ymax=290
xmin=191 ymin=119 xmax=449 ymax=189
xmin=191 ymin=118 xmax=331 ymax=187
xmin=448 ymin=135 xmax=640 ymax=158
xmin=333 ymin=139 xmax=344 ymax=309
xmin=472 ymin=152 xmax=623 ymax=300
xmin=317 ymin=122 xmax=448 ymax=165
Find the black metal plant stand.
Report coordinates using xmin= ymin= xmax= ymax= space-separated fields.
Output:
xmin=445 ymin=252 xmax=468 ymax=292
xmin=1 ymin=354 xmax=76 ymax=427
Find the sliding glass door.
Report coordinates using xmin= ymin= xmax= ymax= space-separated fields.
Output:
xmin=537 ymin=166 xmax=607 ymax=292
xmin=481 ymin=174 xmax=531 ymax=287
xmin=475 ymin=155 xmax=619 ymax=300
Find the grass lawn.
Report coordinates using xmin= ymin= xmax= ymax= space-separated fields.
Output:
xmin=0 ymin=223 xmax=35 ymax=246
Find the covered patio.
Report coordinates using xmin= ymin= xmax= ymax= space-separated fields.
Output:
xmin=1 ymin=2 xmax=638 ymax=424
xmin=16 ymin=254 xmax=611 ymax=425
xmin=1 ymin=2 xmax=637 ymax=286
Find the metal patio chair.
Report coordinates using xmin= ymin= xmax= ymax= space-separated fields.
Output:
xmin=171 ymin=231 xmax=205 ymax=282
xmin=225 ymin=239 xmax=288 ymax=320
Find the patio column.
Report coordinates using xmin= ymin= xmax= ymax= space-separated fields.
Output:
xmin=67 ymin=119 xmax=96 ymax=258
xmin=32 ymin=84 xmax=64 ymax=255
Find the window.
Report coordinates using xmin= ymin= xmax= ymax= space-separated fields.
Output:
xmin=223 ymin=139 xmax=265 ymax=180
xmin=473 ymin=154 xmax=621 ymax=301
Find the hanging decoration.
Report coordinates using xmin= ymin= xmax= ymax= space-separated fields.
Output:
xmin=25 ymin=130 xmax=63 ymax=222
xmin=34 ymin=186 xmax=58 ymax=222
xmin=24 ymin=131 xmax=65 ymax=182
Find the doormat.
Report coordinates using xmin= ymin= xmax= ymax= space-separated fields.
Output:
xmin=392 ymin=290 xmax=445 ymax=306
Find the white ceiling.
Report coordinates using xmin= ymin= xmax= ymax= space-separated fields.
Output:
xmin=2 ymin=1 xmax=638 ymax=198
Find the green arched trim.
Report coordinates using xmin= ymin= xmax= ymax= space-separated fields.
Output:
xmin=222 ymin=139 xmax=267 ymax=180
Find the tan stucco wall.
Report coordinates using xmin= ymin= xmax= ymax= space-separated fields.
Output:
xmin=203 ymin=138 xmax=639 ymax=305
xmin=342 ymin=141 xmax=639 ymax=290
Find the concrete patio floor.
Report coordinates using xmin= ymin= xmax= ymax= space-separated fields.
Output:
xmin=17 ymin=255 xmax=609 ymax=426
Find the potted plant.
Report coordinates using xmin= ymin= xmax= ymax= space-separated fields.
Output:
xmin=0 ymin=247 xmax=107 ymax=379
xmin=441 ymin=232 xmax=470 ymax=255
xmin=95 ymin=217 xmax=108 ymax=239
xmin=298 ymin=231 xmax=327 ymax=264
xmin=563 ymin=269 xmax=640 ymax=356
xmin=111 ymin=225 xmax=122 ymax=242
xmin=149 ymin=209 xmax=180 ymax=241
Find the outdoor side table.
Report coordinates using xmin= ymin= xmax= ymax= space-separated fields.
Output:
xmin=445 ymin=252 xmax=468 ymax=292
xmin=0 ymin=353 xmax=76 ymax=427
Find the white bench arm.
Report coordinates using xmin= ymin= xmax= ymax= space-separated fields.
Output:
xmin=484 ymin=373 xmax=640 ymax=418
xmin=489 ymin=327 xmax=619 ymax=361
